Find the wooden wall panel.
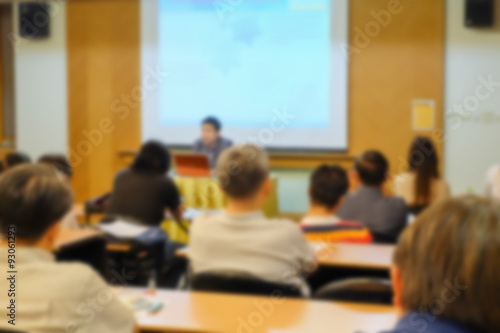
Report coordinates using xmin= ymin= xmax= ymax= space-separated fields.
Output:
xmin=348 ymin=0 xmax=445 ymax=175
xmin=67 ymin=0 xmax=141 ymax=202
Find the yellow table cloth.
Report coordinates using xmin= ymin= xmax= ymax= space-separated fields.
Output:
xmin=162 ymin=177 xmax=279 ymax=244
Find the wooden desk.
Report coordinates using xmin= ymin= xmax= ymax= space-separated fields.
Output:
xmin=73 ymin=203 xmax=85 ymax=219
xmin=55 ymin=228 xmax=103 ymax=250
xmin=0 ymin=228 xmax=102 ymax=250
xmin=176 ymin=243 xmax=395 ymax=271
xmin=314 ymin=243 xmax=394 ymax=270
xmin=176 ymin=247 xmax=189 ymax=258
xmin=119 ymin=288 xmax=397 ymax=333
xmin=55 ymin=228 xmax=107 ymax=277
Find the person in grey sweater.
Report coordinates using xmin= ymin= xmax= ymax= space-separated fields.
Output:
xmin=337 ymin=150 xmax=408 ymax=243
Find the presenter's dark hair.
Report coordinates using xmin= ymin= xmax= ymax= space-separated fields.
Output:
xmin=132 ymin=141 xmax=171 ymax=174
xmin=0 ymin=164 xmax=73 ymax=240
xmin=38 ymin=154 xmax=73 ymax=179
xmin=408 ymin=136 xmax=439 ymax=205
xmin=5 ymin=151 xmax=31 ymax=168
xmin=355 ymin=150 xmax=389 ymax=186
xmin=202 ymin=116 xmax=222 ymax=132
xmin=310 ymin=165 xmax=349 ymax=209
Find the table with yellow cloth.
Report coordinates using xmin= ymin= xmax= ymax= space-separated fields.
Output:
xmin=161 ymin=176 xmax=279 ymax=244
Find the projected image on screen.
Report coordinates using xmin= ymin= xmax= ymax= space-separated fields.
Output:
xmin=159 ymin=0 xmax=330 ymax=128
xmin=142 ymin=0 xmax=347 ymax=150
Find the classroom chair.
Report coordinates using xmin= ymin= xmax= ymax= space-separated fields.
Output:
xmin=84 ymin=193 xmax=111 ymax=224
xmin=105 ymin=227 xmax=166 ymax=286
xmin=371 ymin=232 xmax=399 ymax=244
xmin=56 ymin=234 xmax=107 ymax=279
xmin=191 ymin=270 xmax=302 ymax=298
xmin=314 ymin=278 xmax=393 ymax=305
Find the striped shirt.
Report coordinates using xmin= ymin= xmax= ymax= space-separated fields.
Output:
xmin=300 ymin=216 xmax=373 ymax=243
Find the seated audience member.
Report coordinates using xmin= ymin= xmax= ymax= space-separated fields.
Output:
xmin=107 ymin=141 xmax=181 ymax=226
xmin=38 ymin=154 xmax=80 ymax=229
xmin=485 ymin=163 xmax=500 ymax=202
xmin=300 ymin=164 xmax=372 ymax=243
xmin=337 ymin=151 xmax=407 ymax=243
xmin=389 ymin=196 xmax=500 ymax=333
xmin=4 ymin=151 xmax=31 ymax=169
xmin=0 ymin=164 xmax=135 ymax=332
xmin=189 ymin=144 xmax=316 ymax=295
xmin=38 ymin=154 xmax=73 ymax=178
xmin=193 ymin=116 xmax=233 ymax=168
xmin=394 ymin=137 xmax=450 ymax=214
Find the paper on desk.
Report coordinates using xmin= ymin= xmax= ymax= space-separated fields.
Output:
xmin=97 ymin=220 xmax=150 ymax=238
xmin=165 ymin=208 xmax=222 ymax=220
xmin=183 ymin=208 xmax=202 ymax=220
xmin=310 ymin=242 xmax=339 ymax=257
xmin=310 ymin=242 xmax=325 ymax=253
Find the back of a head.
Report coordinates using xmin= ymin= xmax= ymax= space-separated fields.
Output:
xmin=5 ymin=151 xmax=31 ymax=169
xmin=0 ymin=164 xmax=73 ymax=240
xmin=216 ymin=144 xmax=269 ymax=199
xmin=394 ymin=196 xmax=500 ymax=332
xmin=408 ymin=136 xmax=439 ymax=205
xmin=38 ymin=154 xmax=73 ymax=179
xmin=132 ymin=141 xmax=170 ymax=174
xmin=310 ymin=164 xmax=349 ymax=209
xmin=355 ymin=150 xmax=388 ymax=186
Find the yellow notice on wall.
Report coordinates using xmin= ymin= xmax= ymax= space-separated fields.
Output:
xmin=412 ymin=100 xmax=435 ymax=131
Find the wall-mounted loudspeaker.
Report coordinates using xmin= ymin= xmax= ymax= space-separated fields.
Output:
xmin=19 ymin=2 xmax=50 ymax=38
xmin=465 ymin=0 xmax=494 ymax=27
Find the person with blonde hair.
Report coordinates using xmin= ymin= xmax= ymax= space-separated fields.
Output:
xmin=189 ymin=144 xmax=316 ymax=295
xmin=389 ymin=196 xmax=500 ymax=333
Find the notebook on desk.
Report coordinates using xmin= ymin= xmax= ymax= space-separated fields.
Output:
xmin=174 ymin=153 xmax=211 ymax=177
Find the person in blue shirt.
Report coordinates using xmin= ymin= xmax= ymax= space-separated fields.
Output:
xmin=386 ymin=196 xmax=500 ymax=333
xmin=193 ymin=116 xmax=233 ymax=169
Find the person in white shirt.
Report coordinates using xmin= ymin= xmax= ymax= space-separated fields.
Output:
xmin=189 ymin=144 xmax=316 ymax=295
xmin=485 ymin=164 xmax=500 ymax=202
xmin=394 ymin=137 xmax=450 ymax=214
xmin=0 ymin=164 xmax=135 ymax=333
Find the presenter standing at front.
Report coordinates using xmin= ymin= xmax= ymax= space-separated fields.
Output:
xmin=193 ymin=116 xmax=233 ymax=169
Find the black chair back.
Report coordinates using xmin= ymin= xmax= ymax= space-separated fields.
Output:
xmin=56 ymin=235 xmax=107 ymax=279
xmin=314 ymin=278 xmax=393 ymax=305
xmin=84 ymin=193 xmax=111 ymax=224
xmin=408 ymin=204 xmax=428 ymax=216
xmin=105 ymin=225 xmax=166 ymax=287
xmin=191 ymin=270 xmax=302 ymax=298
xmin=371 ymin=232 xmax=398 ymax=244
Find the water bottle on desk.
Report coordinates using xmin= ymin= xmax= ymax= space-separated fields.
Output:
xmin=148 ymin=269 xmax=157 ymax=296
